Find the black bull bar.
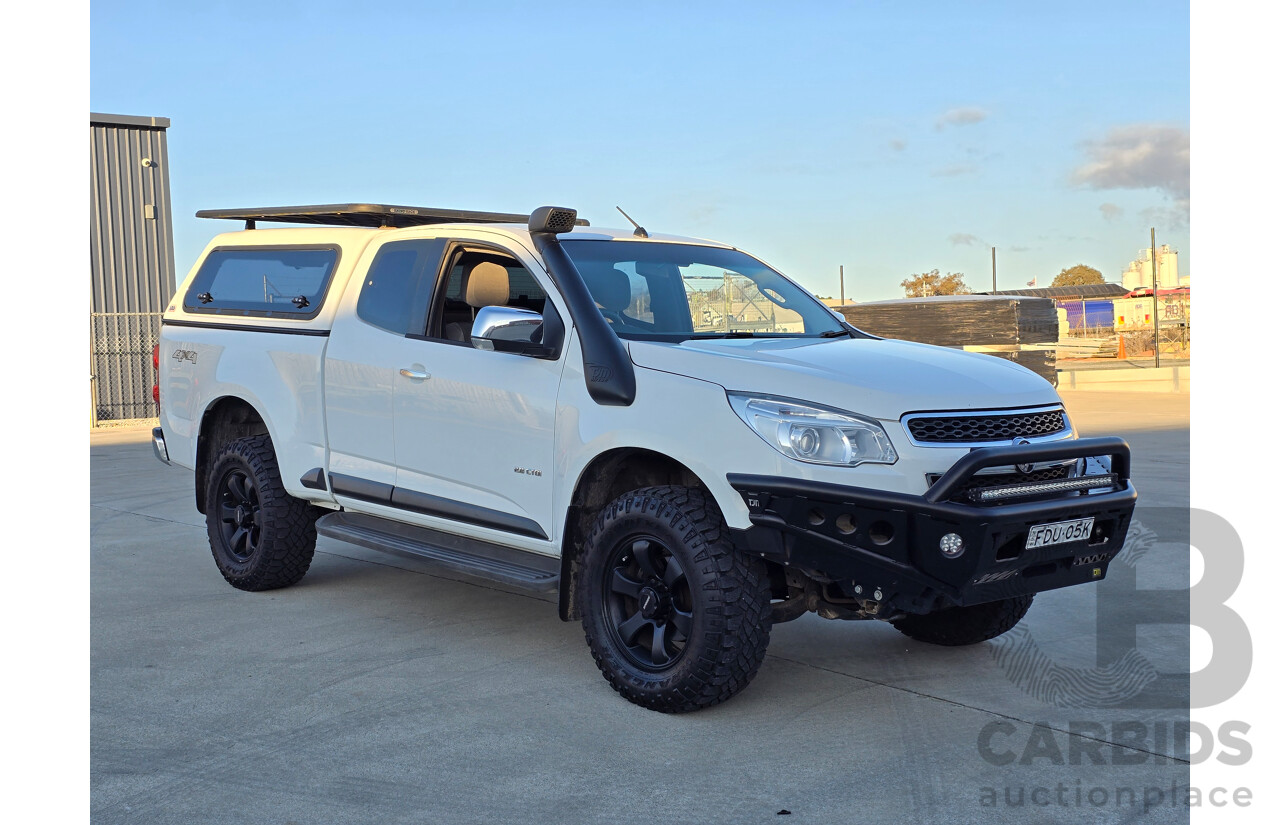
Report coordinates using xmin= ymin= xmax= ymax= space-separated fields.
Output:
xmin=728 ymin=437 xmax=1137 ymax=613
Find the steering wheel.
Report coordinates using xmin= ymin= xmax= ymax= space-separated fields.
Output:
xmin=599 ymin=307 xmax=628 ymax=327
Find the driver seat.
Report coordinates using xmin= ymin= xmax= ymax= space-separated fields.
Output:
xmin=445 ymin=261 xmax=510 ymax=343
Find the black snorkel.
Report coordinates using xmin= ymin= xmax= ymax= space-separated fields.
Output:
xmin=528 ymin=206 xmax=637 ymax=406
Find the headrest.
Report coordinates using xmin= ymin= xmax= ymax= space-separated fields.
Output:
xmin=462 ymin=261 xmax=509 ymax=308
xmin=585 ymin=267 xmax=633 ymax=312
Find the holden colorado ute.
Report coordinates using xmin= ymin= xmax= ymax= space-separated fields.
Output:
xmin=152 ymin=203 xmax=1137 ymax=712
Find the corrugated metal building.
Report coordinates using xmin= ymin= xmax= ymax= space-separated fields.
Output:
xmin=90 ymin=112 xmax=176 ymax=425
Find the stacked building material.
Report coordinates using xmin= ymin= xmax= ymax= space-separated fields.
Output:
xmin=839 ymin=295 xmax=1059 ymax=385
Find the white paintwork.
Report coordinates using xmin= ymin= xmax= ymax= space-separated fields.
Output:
xmin=323 ymin=287 xmax=402 ymax=492
xmin=628 ymin=336 xmax=1061 ymax=419
xmin=159 ymin=228 xmax=381 ymax=501
xmin=159 ymin=220 xmax=1075 ymax=552
xmin=390 ymin=233 xmax=568 ymax=544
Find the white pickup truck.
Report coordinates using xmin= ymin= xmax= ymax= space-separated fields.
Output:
xmin=153 ymin=203 xmax=1136 ymax=712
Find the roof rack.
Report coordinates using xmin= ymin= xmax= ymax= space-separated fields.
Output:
xmin=195 ymin=203 xmax=590 ymax=230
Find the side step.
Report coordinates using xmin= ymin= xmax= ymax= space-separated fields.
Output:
xmin=316 ymin=511 xmax=559 ymax=595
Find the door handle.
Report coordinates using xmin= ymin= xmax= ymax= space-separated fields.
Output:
xmin=399 ymin=368 xmax=431 ymax=380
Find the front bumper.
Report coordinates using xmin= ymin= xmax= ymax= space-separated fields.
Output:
xmin=728 ymin=436 xmax=1137 ymax=614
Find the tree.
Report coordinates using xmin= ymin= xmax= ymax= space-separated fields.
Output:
xmin=901 ymin=269 xmax=972 ymax=297
xmin=1051 ymin=264 xmax=1104 ymax=287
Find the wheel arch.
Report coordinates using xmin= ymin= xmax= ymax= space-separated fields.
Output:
xmin=193 ymin=395 xmax=272 ymax=514
xmin=557 ymin=447 xmax=710 ymax=621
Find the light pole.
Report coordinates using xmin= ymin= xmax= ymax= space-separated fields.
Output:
xmin=1151 ymin=228 xmax=1161 ymax=368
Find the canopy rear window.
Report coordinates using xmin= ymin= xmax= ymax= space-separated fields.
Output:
xmin=183 ymin=246 xmax=339 ymax=318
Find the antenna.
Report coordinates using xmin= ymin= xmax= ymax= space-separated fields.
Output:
xmin=615 ymin=206 xmax=649 ymax=238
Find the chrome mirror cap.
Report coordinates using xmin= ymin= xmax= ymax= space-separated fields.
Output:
xmin=470 ymin=306 xmax=544 ymax=352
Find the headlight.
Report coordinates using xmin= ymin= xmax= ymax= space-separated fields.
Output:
xmin=727 ymin=394 xmax=898 ymax=467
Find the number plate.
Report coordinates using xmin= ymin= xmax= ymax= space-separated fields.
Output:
xmin=1025 ymin=517 xmax=1095 ymax=549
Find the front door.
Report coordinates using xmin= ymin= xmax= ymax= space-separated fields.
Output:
xmin=391 ymin=240 xmax=567 ymax=544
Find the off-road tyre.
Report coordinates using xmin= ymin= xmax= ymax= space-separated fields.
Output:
xmin=891 ymin=594 xmax=1034 ymax=646
xmin=204 ymin=434 xmax=317 ymax=591
xmin=580 ymin=486 xmax=772 ymax=712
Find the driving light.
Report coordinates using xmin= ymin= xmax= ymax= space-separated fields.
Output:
xmin=728 ymin=394 xmax=898 ymax=467
xmin=974 ymin=473 xmax=1118 ymax=503
xmin=939 ymin=533 xmax=965 ymax=558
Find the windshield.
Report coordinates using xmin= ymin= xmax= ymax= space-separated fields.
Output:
xmin=559 ymin=240 xmax=844 ymax=340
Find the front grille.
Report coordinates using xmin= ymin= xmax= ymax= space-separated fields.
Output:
xmin=963 ymin=465 xmax=1071 ymax=492
xmin=907 ymin=408 xmax=1067 ymax=443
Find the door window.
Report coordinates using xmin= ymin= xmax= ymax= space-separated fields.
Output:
xmin=356 ymin=239 xmax=446 ymax=335
xmin=428 ymin=248 xmax=548 ymax=342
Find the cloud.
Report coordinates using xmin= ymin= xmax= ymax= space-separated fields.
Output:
xmin=889 ymin=139 xmax=907 ymax=152
xmin=1071 ymin=125 xmax=1190 ymax=215
xmin=936 ymin=107 xmax=989 ymax=130
xmin=931 ymin=163 xmax=978 ymax=178
xmin=1009 ymin=245 xmax=1031 ymax=253
xmin=684 ymin=203 xmax=719 ymax=223
xmin=1140 ymin=205 xmax=1188 ymax=231
xmin=949 ymin=233 xmax=984 ymax=246
xmin=1099 ymin=202 xmax=1124 ymax=221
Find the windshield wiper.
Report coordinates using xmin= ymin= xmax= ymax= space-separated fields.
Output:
xmin=819 ymin=328 xmax=853 ymax=338
xmin=690 ymin=331 xmax=760 ymax=339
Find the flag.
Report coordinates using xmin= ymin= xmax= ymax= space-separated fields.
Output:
xmin=1026 ymin=277 xmax=1037 ymax=286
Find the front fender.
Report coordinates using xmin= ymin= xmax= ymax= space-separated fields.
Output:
xmin=553 ymin=339 xmax=762 ymax=532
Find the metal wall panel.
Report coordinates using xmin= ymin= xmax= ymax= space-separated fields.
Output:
xmin=90 ymin=113 xmax=175 ymax=423
xmin=90 ymin=114 xmax=175 ymax=314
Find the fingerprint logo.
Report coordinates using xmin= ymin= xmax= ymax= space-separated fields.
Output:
xmin=991 ymin=625 xmax=1159 ymax=707
xmin=990 ymin=518 xmax=1164 ymax=708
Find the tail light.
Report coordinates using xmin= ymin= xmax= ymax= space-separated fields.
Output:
xmin=152 ymin=344 xmax=160 ymax=405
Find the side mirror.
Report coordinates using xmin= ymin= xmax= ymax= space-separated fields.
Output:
xmin=471 ymin=306 xmax=553 ymax=356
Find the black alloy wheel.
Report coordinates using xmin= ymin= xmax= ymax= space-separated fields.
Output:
xmin=601 ymin=536 xmax=694 ymax=670
xmin=216 ymin=467 xmax=262 ymax=562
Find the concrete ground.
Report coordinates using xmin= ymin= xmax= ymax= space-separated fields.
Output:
xmin=91 ymin=392 xmax=1190 ymax=824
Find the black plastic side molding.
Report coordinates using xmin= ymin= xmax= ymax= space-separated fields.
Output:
xmin=389 ymin=486 xmax=547 ymax=540
xmin=530 ymin=231 xmax=637 ymax=407
xmin=327 ymin=472 xmax=548 ymax=540
xmin=329 ymin=473 xmax=394 ymax=504
xmin=299 ymin=467 xmax=327 ymax=491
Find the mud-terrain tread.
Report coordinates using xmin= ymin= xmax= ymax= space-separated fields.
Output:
xmin=205 ymin=434 xmax=317 ymax=592
xmin=891 ymin=594 xmax=1034 ymax=646
xmin=580 ymin=485 xmax=772 ymax=713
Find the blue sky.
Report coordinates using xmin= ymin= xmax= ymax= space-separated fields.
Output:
xmin=90 ymin=1 xmax=1189 ymax=301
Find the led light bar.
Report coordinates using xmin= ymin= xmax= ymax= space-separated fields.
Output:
xmin=972 ymin=473 xmax=1118 ymax=503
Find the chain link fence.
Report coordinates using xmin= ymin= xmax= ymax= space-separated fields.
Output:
xmin=91 ymin=312 xmax=162 ymax=426
xmin=1057 ymin=324 xmax=1191 ymax=361
xmin=1119 ymin=324 xmax=1191 ymax=358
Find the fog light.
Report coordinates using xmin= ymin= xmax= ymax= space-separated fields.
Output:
xmin=940 ymin=533 xmax=965 ymax=558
